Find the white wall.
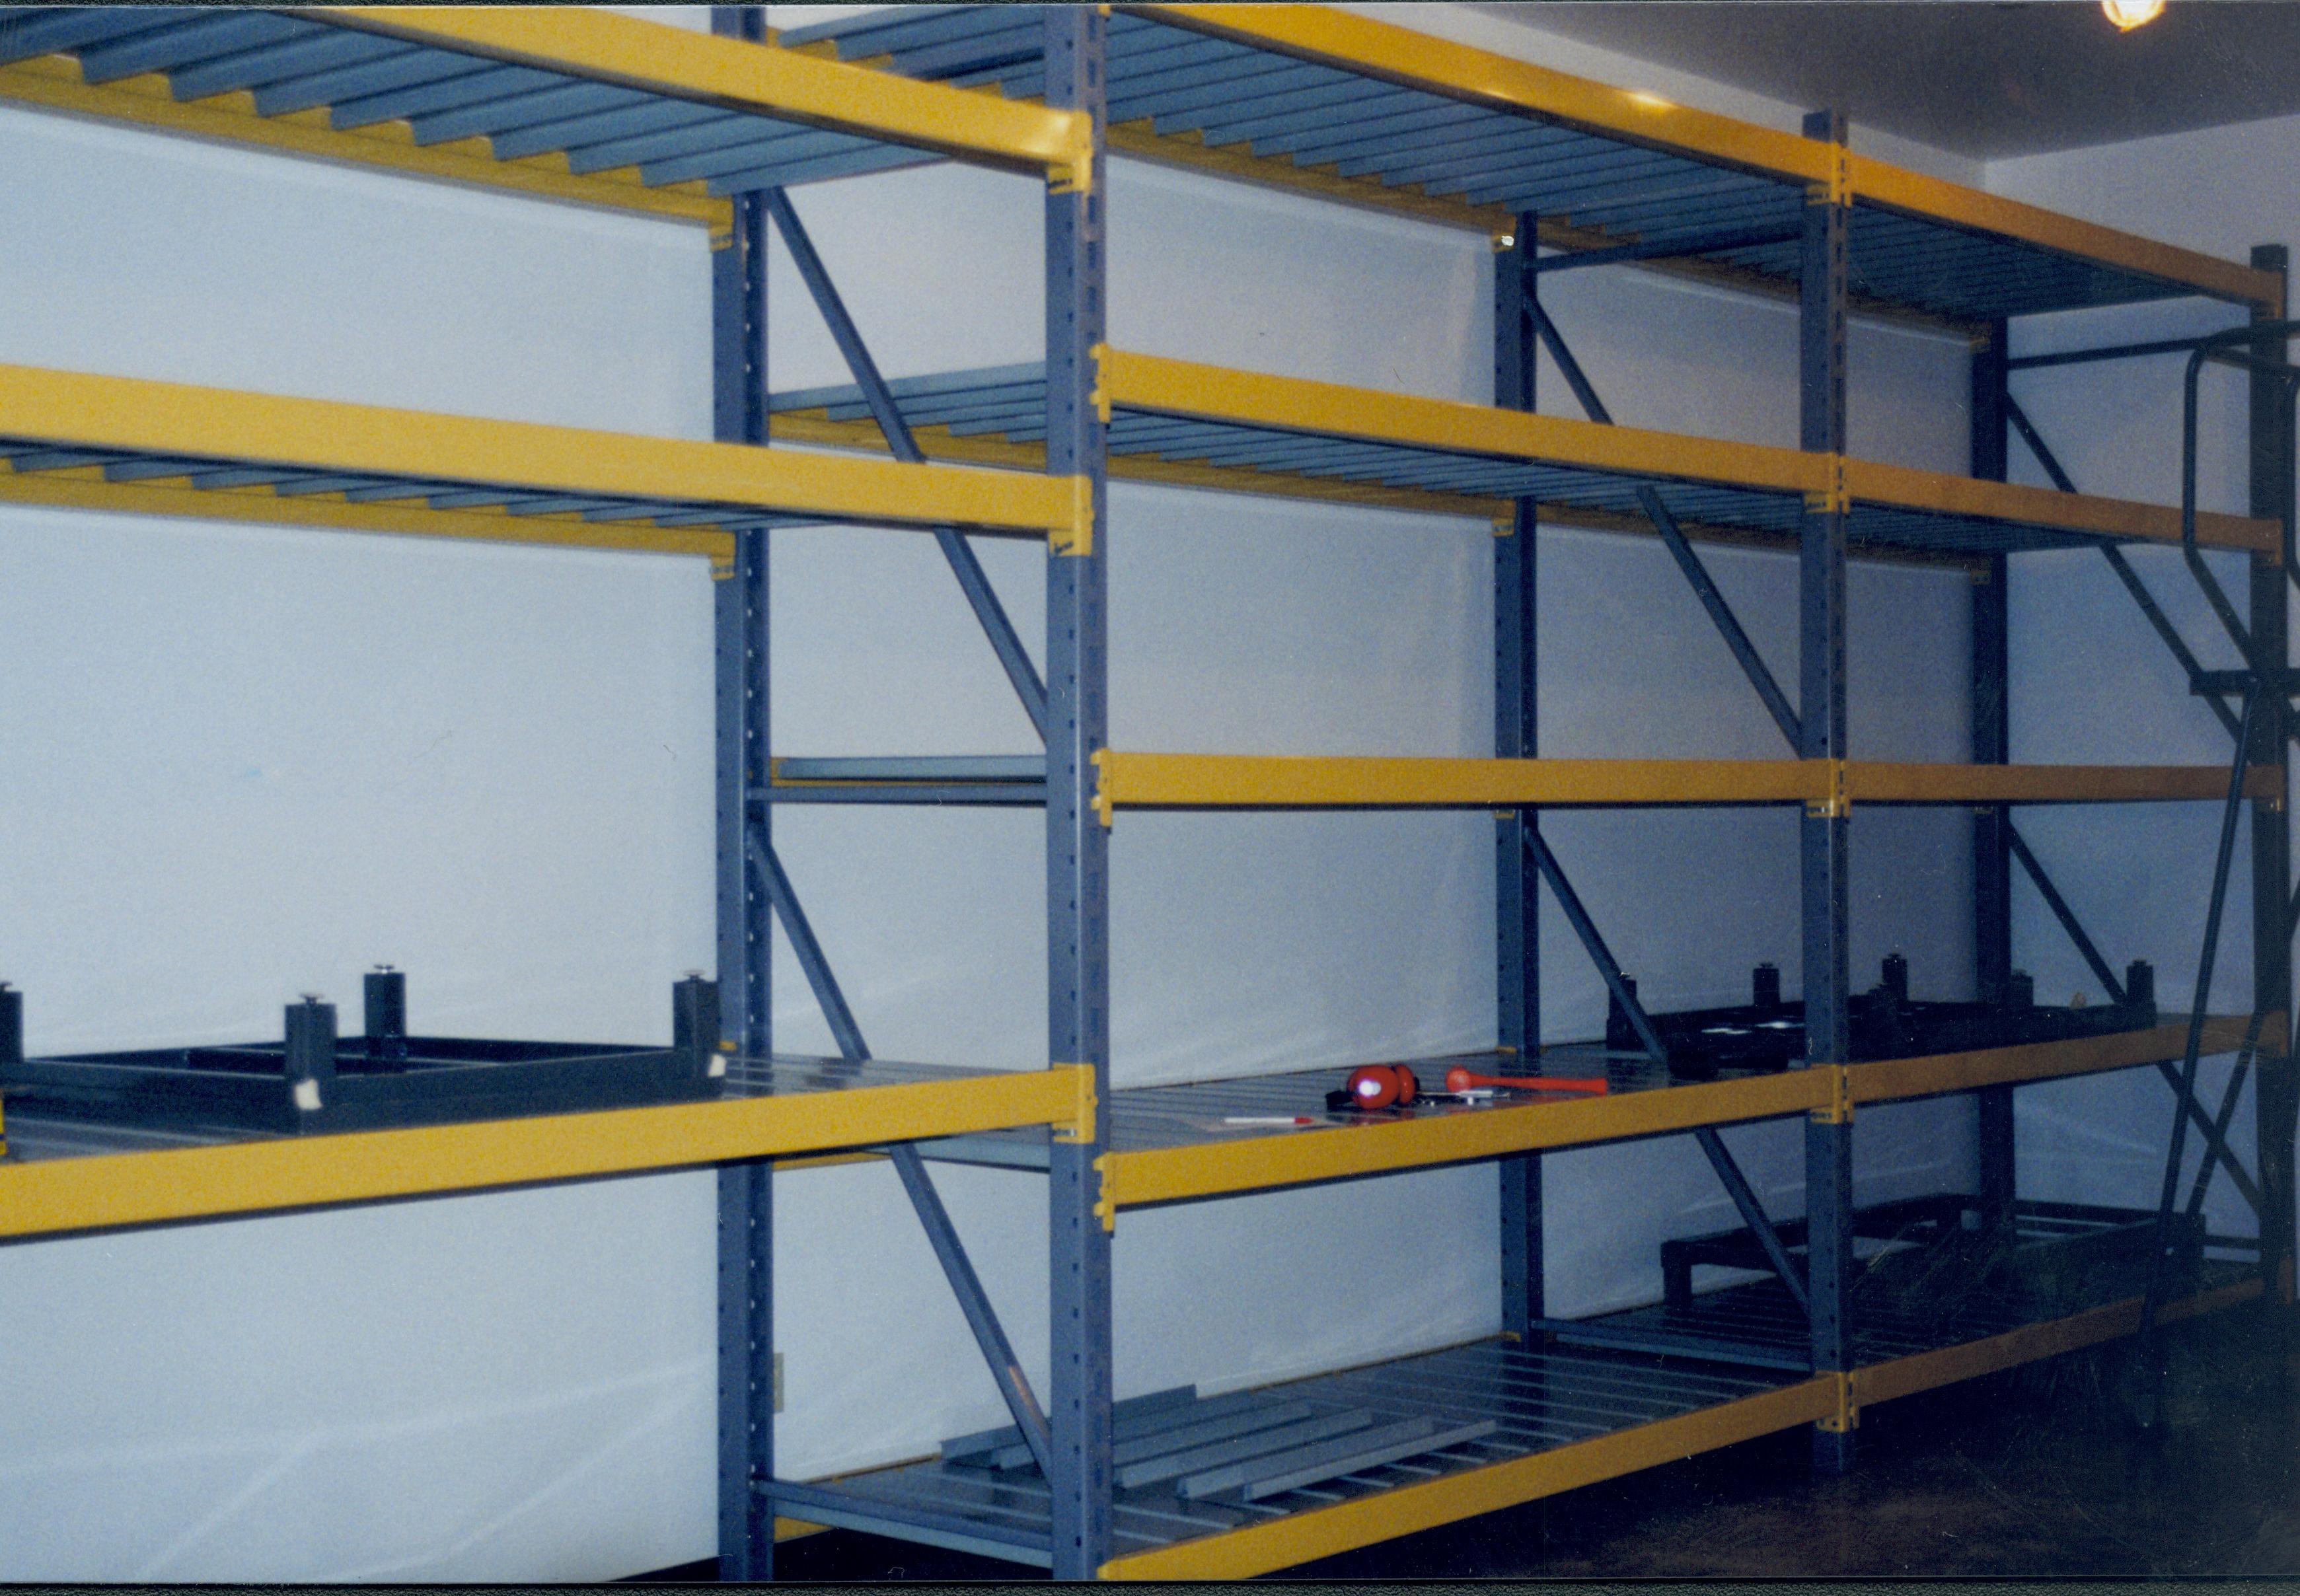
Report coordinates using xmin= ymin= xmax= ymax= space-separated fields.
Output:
xmin=0 ymin=11 xmax=1984 ymax=1579
xmin=1988 ymin=120 xmax=2297 ymax=1240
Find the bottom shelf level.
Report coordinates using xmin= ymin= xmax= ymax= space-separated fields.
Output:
xmin=766 ymin=1249 xmax=2262 ymax=1579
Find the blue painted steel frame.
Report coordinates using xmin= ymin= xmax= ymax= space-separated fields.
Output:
xmin=1043 ymin=9 xmax=1113 ymax=1578
xmin=1799 ymin=108 xmax=1855 ymax=1476
xmin=1495 ymin=215 xmax=1543 ymax=1342
xmin=2247 ymin=246 xmax=2297 ymax=1319
xmin=1972 ymin=318 xmax=2017 ymax=1233
xmin=710 ymin=7 xmax=772 ymax=1581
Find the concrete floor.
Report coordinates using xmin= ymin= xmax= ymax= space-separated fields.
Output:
xmin=637 ymin=1302 xmax=2300 ymax=1581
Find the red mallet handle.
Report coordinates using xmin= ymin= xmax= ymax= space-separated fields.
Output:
xmin=1445 ymin=1065 xmax=1609 ymax=1096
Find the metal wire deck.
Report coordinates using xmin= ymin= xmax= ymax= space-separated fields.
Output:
xmin=784 ymin=6 xmax=2234 ymax=323
xmin=1567 ymin=1210 xmax=2258 ymax=1373
xmin=0 ymin=434 xmax=818 ymax=544
xmin=770 ymin=365 xmax=2160 ymax=557
xmin=766 ymin=1336 xmax=1806 ymax=1570
xmin=0 ymin=8 xmax=941 ymax=196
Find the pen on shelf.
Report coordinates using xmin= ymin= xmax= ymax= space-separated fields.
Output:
xmin=1222 ymin=1114 xmax=1317 ymax=1127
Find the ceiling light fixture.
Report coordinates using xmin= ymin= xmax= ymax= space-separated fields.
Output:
xmin=2102 ymin=0 xmax=2165 ymax=32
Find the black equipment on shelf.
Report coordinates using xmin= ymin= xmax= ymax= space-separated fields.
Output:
xmin=1608 ymin=954 xmax=2159 ymax=1080
xmin=0 ymin=970 xmax=725 ymax=1135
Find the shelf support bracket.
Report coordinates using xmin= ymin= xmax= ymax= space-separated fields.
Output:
xmin=762 ymin=187 xmax=1051 ymax=740
xmin=1523 ymin=293 xmax=1803 ymax=754
xmin=748 ymin=832 xmax=870 ymax=1062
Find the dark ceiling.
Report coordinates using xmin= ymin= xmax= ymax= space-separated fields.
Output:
xmin=1477 ymin=2 xmax=2300 ymax=159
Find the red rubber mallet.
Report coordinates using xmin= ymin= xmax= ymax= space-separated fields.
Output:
xmin=1445 ymin=1065 xmax=1608 ymax=1096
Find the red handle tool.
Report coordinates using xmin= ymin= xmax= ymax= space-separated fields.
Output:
xmin=1445 ymin=1065 xmax=1609 ymax=1096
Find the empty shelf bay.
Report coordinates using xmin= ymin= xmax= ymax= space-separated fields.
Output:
xmin=770 ymin=353 xmax=2282 ymax=559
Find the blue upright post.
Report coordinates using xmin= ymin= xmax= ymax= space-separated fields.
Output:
xmin=1495 ymin=212 xmax=1544 ymax=1339
xmin=2248 ymin=244 xmax=2297 ymax=1321
xmin=710 ymin=6 xmax=774 ymax=1579
xmin=1799 ymin=106 xmax=1857 ymax=1475
xmin=1971 ymin=318 xmax=2017 ymax=1235
xmin=1043 ymin=7 xmax=1113 ymax=1579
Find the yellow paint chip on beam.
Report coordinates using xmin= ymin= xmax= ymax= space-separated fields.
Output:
xmin=327 ymin=7 xmax=1092 ymax=186
xmin=0 ymin=363 xmax=1072 ymax=536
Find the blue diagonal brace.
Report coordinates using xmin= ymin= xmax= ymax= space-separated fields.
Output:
xmin=2007 ymin=394 xmax=2250 ymax=743
xmin=747 ymin=832 xmax=869 ymax=1062
xmin=1524 ymin=295 xmax=1802 ymax=754
xmin=2005 ymin=820 xmax=2128 ymax=1005
xmin=762 ymin=188 xmax=1050 ymax=739
xmin=1524 ymin=828 xmax=1667 ymax=1066
xmin=887 ymin=1144 xmax=1056 ymax=1479
xmin=1692 ymin=1127 xmax=1812 ymax=1318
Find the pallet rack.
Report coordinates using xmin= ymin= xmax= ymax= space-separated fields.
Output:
xmin=759 ymin=3 xmax=2297 ymax=1579
xmin=2 ymin=3 xmax=2293 ymax=1583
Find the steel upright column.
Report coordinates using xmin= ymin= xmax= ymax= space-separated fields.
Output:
xmin=1971 ymin=318 xmax=2017 ymax=1233
xmin=2250 ymin=244 xmax=2297 ymax=1315
xmin=710 ymin=6 xmax=774 ymax=1579
xmin=1800 ymin=108 xmax=1857 ymax=1474
xmin=1496 ymin=215 xmax=1545 ymax=1339
xmin=1044 ymin=8 xmax=1112 ymax=1579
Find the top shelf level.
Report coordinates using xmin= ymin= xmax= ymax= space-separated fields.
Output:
xmin=0 ymin=6 xmax=1091 ymax=223
xmin=784 ymin=3 xmax=2278 ymax=324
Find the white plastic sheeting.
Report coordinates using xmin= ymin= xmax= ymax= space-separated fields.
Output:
xmin=0 ymin=11 xmax=2022 ymax=1578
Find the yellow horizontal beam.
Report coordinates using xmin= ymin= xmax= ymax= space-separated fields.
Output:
xmin=1095 ymin=753 xmax=1824 ymax=820
xmin=1094 ymin=754 xmax=2276 ymax=820
xmin=1846 ymin=762 xmax=2281 ymax=805
xmin=1849 ymin=1277 xmax=2261 ymax=1411
xmin=0 ymin=54 xmax=725 ymax=227
xmin=0 ymin=363 xmax=1076 ymax=538
xmin=0 ymin=1066 xmax=1090 ymax=1241
xmin=1138 ymin=5 xmax=1826 ymax=189
xmin=1102 ymin=349 xmax=1825 ymax=499
xmin=1847 ymin=1015 xmax=2280 ymax=1105
xmin=1099 ymin=1372 xmax=1835 ymax=1578
xmin=1103 ymin=1068 xmax=1826 ymax=1210
xmin=1845 ymin=458 xmax=2281 ymax=560
xmin=328 ymin=8 xmax=1092 ymax=187
xmin=1847 ymin=155 xmax=2282 ymax=314
xmin=0 ymin=462 xmax=733 ymax=565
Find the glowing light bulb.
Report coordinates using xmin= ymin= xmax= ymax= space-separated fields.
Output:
xmin=2102 ymin=0 xmax=2165 ymax=30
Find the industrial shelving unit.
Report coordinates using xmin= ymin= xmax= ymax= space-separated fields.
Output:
xmin=4 ymin=3 xmax=2294 ymax=1585
xmin=0 ymin=3 xmax=1101 ymax=1576
xmin=757 ymin=3 xmax=2298 ymax=1580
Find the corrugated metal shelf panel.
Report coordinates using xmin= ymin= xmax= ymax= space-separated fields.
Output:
xmin=764 ymin=1338 xmax=1827 ymax=1576
xmin=766 ymin=360 xmax=2280 ymax=560
xmin=780 ymin=5 xmax=2277 ymax=321
xmin=0 ymin=6 xmax=1086 ymax=219
xmin=0 ymin=1056 xmax=1089 ymax=1241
